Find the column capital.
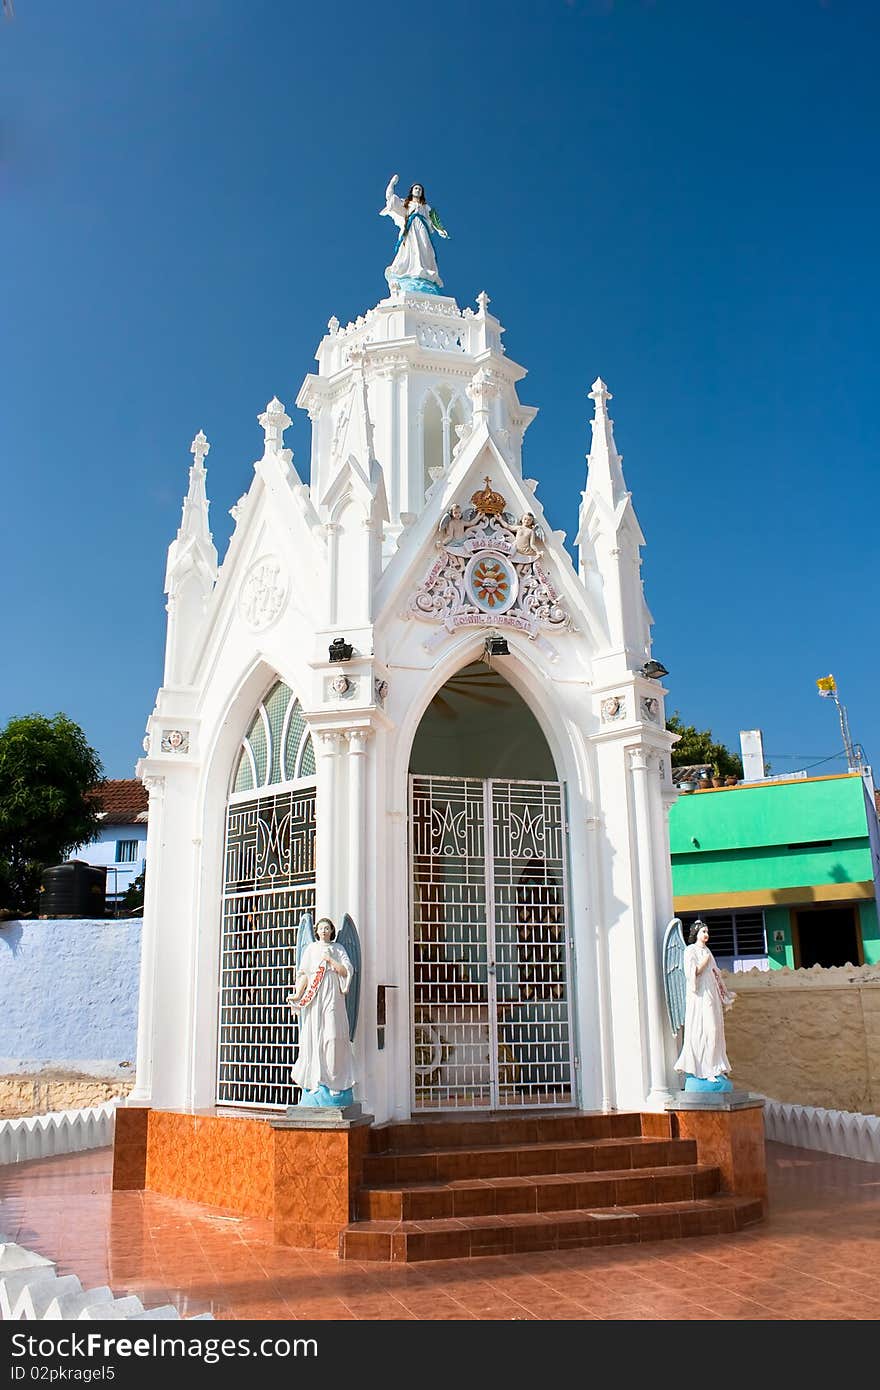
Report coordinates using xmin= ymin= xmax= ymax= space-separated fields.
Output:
xmin=627 ymin=747 xmax=650 ymax=772
xmin=315 ymin=730 xmax=344 ymax=755
xmin=343 ymin=728 xmax=374 ymax=752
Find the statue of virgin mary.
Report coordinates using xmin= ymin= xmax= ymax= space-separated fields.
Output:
xmin=380 ymin=174 xmax=449 ymax=295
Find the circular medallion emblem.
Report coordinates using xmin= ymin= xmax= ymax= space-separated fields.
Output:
xmin=239 ymin=556 xmax=289 ymax=632
xmin=464 ymin=551 xmax=518 ymax=615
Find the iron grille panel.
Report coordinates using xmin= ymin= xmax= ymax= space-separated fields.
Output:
xmin=217 ymin=787 xmax=316 ymax=1108
xmin=410 ymin=776 xmax=574 ymax=1111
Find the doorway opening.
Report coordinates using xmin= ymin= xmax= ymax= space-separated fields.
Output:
xmin=408 ymin=662 xmax=575 ymax=1111
xmin=794 ymin=905 xmax=862 ymax=968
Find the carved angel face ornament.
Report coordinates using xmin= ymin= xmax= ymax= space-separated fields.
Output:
xmin=697 ymin=924 xmax=709 ymax=946
xmin=316 ymin=918 xmax=336 ymax=943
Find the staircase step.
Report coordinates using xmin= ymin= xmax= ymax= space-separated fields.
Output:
xmin=362 ymin=1136 xmax=696 ymax=1185
xmin=369 ymin=1111 xmax=644 ymax=1154
xmin=340 ymin=1196 xmax=765 ymax=1263
xmin=357 ymin=1162 xmax=721 ymax=1221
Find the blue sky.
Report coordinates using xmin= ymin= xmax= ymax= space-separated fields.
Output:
xmin=2 ymin=0 xmax=877 ymax=779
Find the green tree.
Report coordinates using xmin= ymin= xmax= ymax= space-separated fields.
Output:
xmin=0 ymin=713 xmax=104 ymax=916
xmin=666 ymin=712 xmax=744 ymax=779
xmin=122 ymin=866 xmax=145 ymax=914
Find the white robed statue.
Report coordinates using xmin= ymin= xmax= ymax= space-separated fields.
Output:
xmin=664 ymin=919 xmax=736 ymax=1092
xmin=288 ymin=913 xmax=361 ymax=1108
xmin=380 ymin=174 xmax=449 ymax=296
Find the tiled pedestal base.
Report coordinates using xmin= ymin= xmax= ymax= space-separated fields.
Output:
xmin=112 ymin=1107 xmax=371 ymax=1251
xmin=667 ymin=1097 xmax=767 ymax=1207
xmin=114 ymin=1103 xmax=767 ymax=1259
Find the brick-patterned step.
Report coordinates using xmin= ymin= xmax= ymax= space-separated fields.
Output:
xmin=362 ymin=1136 xmax=697 ymax=1186
xmin=356 ymin=1161 xmax=721 ymax=1221
xmin=340 ymin=1195 xmax=765 ymax=1263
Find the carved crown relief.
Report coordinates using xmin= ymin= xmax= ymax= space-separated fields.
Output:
xmin=408 ymin=478 xmax=570 ymax=637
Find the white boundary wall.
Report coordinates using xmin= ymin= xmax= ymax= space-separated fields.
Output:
xmin=0 ymin=1100 xmax=118 ymax=1166
xmin=763 ymin=1097 xmax=880 ymax=1164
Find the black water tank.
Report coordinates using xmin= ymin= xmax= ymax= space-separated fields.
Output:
xmin=40 ymin=861 xmax=107 ymax=917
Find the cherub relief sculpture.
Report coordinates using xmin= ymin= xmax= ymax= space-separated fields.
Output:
xmin=506 ymin=512 xmax=544 ymax=561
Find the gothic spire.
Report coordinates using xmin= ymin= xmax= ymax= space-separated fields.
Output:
xmin=165 ymin=430 xmax=218 ymax=591
xmin=584 ymin=378 xmax=628 ymax=508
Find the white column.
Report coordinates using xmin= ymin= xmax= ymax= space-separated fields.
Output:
xmin=629 ymin=748 xmax=673 ymax=1107
xmin=346 ymin=730 xmax=369 ymax=927
xmin=315 ymin=731 xmax=341 ymax=921
xmin=585 ymin=814 xmax=615 ymax=1111
xmin=325 ymin=523 xmax=340 ymax=627
xmin=346 ymin=728 xmax=372 ymax=1108
xmin=128 ymin=774 xmax=165 ymax=1104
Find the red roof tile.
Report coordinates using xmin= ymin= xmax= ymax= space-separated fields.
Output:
xmin=90 ymin=779 xmax=149 ymax=825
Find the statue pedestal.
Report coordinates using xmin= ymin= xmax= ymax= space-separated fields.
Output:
xmin=665 ymin=1092 xmax=767 ymax=1205
xmin=112 ymin=1104 xmax=374 ymax=1251
xmin=270 ymin=1110 xmax=373 ymax=1248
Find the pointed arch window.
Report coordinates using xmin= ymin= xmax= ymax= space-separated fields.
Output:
xmin=421 ymin=386 xmax=470 ymax=491
xmin=219 ymin=677 xmax=317 ymax=1109
xmin=232 ymin=681 xmax=315 ymax=794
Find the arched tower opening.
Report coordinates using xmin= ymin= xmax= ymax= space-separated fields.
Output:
xmin=407 ymin=661 xmax=574 ymax=1112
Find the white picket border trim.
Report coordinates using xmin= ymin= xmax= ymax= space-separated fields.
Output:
xmin=763 ymin=1097 xmax=880 ymax=1164
xmin=0 ymin=1100 xmax=120 ymax=1166
xmin=0 ymin=1238 xmax=213 ymax=1320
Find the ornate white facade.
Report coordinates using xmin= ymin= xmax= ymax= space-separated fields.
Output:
xmin=134 ymin=277 xmax=679 ymax=1122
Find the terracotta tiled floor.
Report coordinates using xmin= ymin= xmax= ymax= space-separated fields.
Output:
xmin=2 ymin=1143 xmax=880 ymax=1320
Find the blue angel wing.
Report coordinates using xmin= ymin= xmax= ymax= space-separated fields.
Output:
xmin=337 ymin=913 xmax=361 ymax=1041
xmin=662 ymin=917 xmax=687 ymax=1035
xmin=295 ymin=911 xmax=315 ymax=976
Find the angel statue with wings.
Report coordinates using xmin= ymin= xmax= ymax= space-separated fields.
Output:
xmin=380 ymin=174 xmax=449 ymax=296
xmin=288 ymin=912 xmax=361 ymax=1107
xmin=663 ymin=917 xmax=736 ymax=1093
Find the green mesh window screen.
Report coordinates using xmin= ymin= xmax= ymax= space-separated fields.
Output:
xmin=299 ymin=734 xmax=316 ymax=778
xmin=284 ymin=703 xmax=308 ymax=781
xmin=232 ymin=682 xmax=315 ymax=793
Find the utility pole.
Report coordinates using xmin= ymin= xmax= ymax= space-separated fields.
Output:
xmin=816 ymin=674 xmax=863 ymax=772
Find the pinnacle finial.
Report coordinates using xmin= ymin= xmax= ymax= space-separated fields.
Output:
xmin=476 ymin=290 xmax=491 ymax=315
xmin=258 ymin=397 xmax=292 ymax=452
xmin=589 ymin=378 xmax=612 ymax=410
xmin=190 ymin=430 xmax=210 ymax=469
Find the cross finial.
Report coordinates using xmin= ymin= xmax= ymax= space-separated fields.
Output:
xmin=190 ymin=430 xmax=210 ymax=470
xmin=476 ymin=290 xmax=491 ymax=315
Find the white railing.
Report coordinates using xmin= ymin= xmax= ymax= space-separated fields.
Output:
xmin=0 ymin=1238 xmax=212 ymax=1320
xmin=0 ymin=1101 xmax=119 ymax=1166
xmin=763 ymin=1097 xmax=880 ymax=1163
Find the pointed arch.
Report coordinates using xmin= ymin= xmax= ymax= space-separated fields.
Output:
xmin=216 ymin=672 xmax=318 ymax=1109
xmin=230 ymin=679 xmax=315 ymax=798
xmin=420 ymin=385 xmax=471 ymax=492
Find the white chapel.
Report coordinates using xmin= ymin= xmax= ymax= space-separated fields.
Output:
xmin=132 ymin=183 xmax=679 ymax=1125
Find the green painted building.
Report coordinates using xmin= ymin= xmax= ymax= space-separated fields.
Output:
xmin=669 ymin=772 xmax=880 ymax=970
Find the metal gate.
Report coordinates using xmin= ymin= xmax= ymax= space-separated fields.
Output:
xmin=216 ymin=787 xmax=316 ymax=1108
xmin=410 ymin=775 xmax=575 ymax=1110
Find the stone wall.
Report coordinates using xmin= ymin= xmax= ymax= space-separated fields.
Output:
xmin=0 ymin=918 xmax=141 ymax=1119
xmin=0 ymin=1075 xmax=135 ymax=1119
xmin=723 ymin=962 xmax=880 ymax=1114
